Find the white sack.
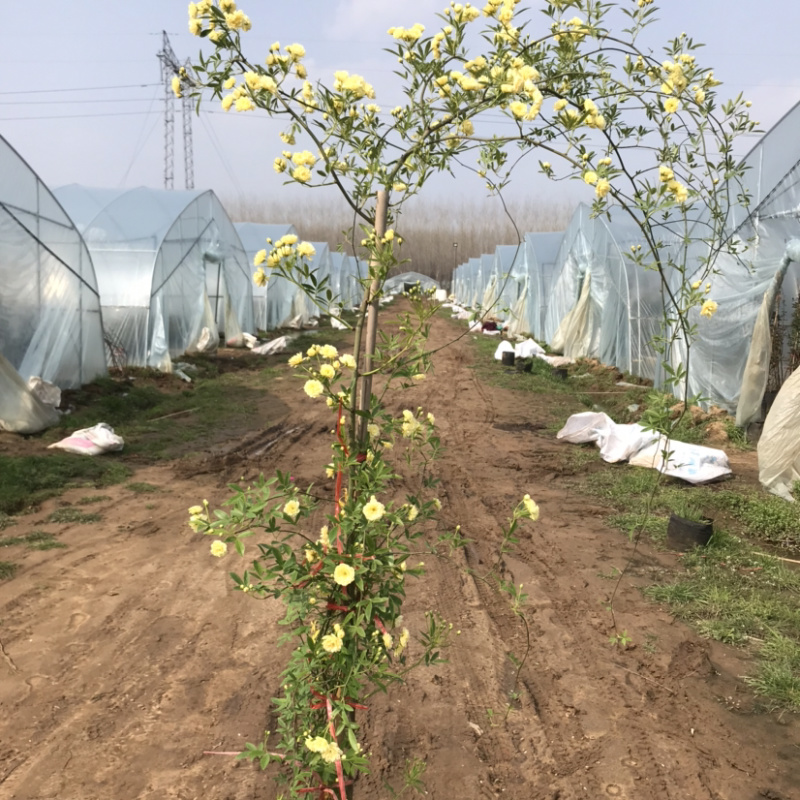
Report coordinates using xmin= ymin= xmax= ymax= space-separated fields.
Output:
xmin=48 ymin=422 xmax=124 ymax=456
xmin=515 ymin=338 xmax=545 ymax=359
xmin=629 ymin=436 xmax=731 ymax=484
xmin=251 ymin=336 xmax=290 ymax=356
xmin=758 ymin=366 xmax=800 ymax=501
xmin=556 ymin=412 xmax=613 ymax=444
xmin=597 ymin=423 xmax=659 ymax=464
xmin=494 ymin=341 xmax=515 ymax=360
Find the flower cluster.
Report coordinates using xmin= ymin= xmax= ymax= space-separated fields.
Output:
xmin=252 ymin=233 xmax=315 ymax=287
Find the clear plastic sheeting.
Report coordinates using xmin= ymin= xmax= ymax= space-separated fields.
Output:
xmin=55 ymin=185 xmax=254 ymax=370
xmin=0 ymin=353 xmax=60 ymax=433
xmin=758 ymin=365 xmax=800 ymax=501
xmin=545 ymin=203 xmax=665 ymax=382
xmin=0 ymin=136 xmax=106 ymax=396
xmin=666 ymin=99 xmax=800 ymax=416
xmin=383 ymin=271 xmax=441 ymax=295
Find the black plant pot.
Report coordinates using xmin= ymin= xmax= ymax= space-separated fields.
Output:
xmin=667 ymin=513 xmax=713 ymax=551
xmin=501 ymin=351 xmax=515 ymax=366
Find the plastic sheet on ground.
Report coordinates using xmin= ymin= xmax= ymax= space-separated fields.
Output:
xmin=0 ymin=354 xmax=61 ymax=434
xmin=557 ymin=411 xmax=731 ymax=482
xmin=515 ymin=338 xmax=546 ymax=359
xmin=48 ymin=423 xmax=124 ymax=456
xmin=251 ymin=336 xmax=291 ymax=356
xmin=758 ymin=365 xmax=800 ymax=501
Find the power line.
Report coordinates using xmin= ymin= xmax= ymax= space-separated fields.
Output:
xmin=0 ymin=110 xmax=160 ymax=121
xmin=0 ymin=82 xmax=161 ymax=96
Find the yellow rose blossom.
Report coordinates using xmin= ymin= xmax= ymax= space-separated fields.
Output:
xmin=305 ymin=736 xmax=328 ymax=753
xmin=583 ymin=171 xmax=598 ymax=185
xmin=367 ymin=423 xmax=380 ymax=439
xmin=362 ymin=495 xmax=385 ymax=522
xmin=320 ymin=344 xmax=338 ymax=359
xmin=304 ymin=379 xmax=324 ymax=398
xmin=509 ymin=101 xmax=527 ymax=119
xmin=333 ymin=563 xmax=355 ymax=586
xmin=659 ymin=165 xmax=674 ymax=182
xmin=293 ymin=166 xmax=312 ymax=183
xmin=382 ymin=632 xmax=393 ymax=649
xmin=412 ymin=373 xmax=426 ymax=381
xmin=694 ymin=88 xmax=705 ymax=104
xmin=235 ymin=96 xmax=254 ymax=112
xmin=321 ymin=633 xmax=343 ymax=654
xmin=321 ymin=741 xmax=344 ymax=763
xmin=432 ymin=498 xmax=442 ymax=511
xmin=225 ymin=9 xmax=251 ymax=30
xmin=285 ymin=43 xmax=305 ymax=60
xmin=253 ymin=269 xmax=267 ymax=287
xmin=407 ymin=504 xmax=419 ymax=522
xmin=691 ymin=280 xmax=702 ymax=290
xmin=221 ymin=94 xmax=234 ymax=112
xmin=595 ymin=178 xmax=611 ymax=199
xmin=700 ymin=299 xmax=718 ymax=318
xmin=319 ymin=525 xmax=330 ymax=547
xmin=319 ymin=363 xmax=336 ymax=380
xmin=171 ymin=75 xmax=182 ymax=98
xmin=339 ymin=354 xmax=356 ymax=369
xmin=273 ymin=157 xmax=287 ymax=173
xmin=253 ymin=249 xmax=267 ymax=266
xmin=189 ymin=17 xmax=203 ymax=35
xmin=288 ymin=353 xmax=304 ymax=367
xmin=427 ymin=412 xmax=435 ymax=425
xmin=296 ymin=241 xmax=316 ymax=258
xmin=210 ymin=540 xmax=228 ymax=558
xmin=663 ymin=97 xmax=679 ymax=114
xmin=283 ymin=499 xmax=300 ymax=519
xmin=522 ymin=494 xmax=540 ymax=520
xmin=325 ymin=465 xmax=335 ymax=478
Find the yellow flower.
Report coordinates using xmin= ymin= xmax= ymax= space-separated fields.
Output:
xmin=320 ymin=344 xmax=338 ymax=359
xmin=509 ymin=101 xmax=527 ymax=119
xmin=319 ymin=525 xmax=330 ymax=547
xmin=297 ymin=241 xmax=316 ymax=258
xmin=583 ymin=171 xmax=598 ymax=186
xmin=171 ymin=75 xmax=182 ymax=98
xmin=304 ymin=379 xmax=324 ymax=398
xmin=319 ymin=363 xmax=335 ymax=380
xmin=700 ymin=299 xmax=718 ymax=318
xmin=253 ymin=249 xmax=267 ymax=266
xmin=367 ymin=423 xmax=380 ymax=439
xmin=305 ymin=548 xmax=317 ymax=563
xmin=333 ymin=563 xmax=355 ymax=586
xmin=398 ymin=628 xmax=410 ymax=650
xmin=188 ymin=504 xmax=203 ymax=515
xmin=253 ymin=269 xmax=267 ymax=287
xmin=325 ymin=465 xmax=335 ymax=479
xmin=210 ymin=540 xmax=228 ymax=558
xmin=321 ymin=633 xmax=343 ymax=653
xmin=427 ymin=412 xmax=435 ymax=425
xmin=285 ymin=43 xmax=306 ymax=60
xmin=412 ymin=373 xmax=426 ymax=381
xmin=340 ymin=354 xmax=356 ymax=369
xmin=223 ymin=76 xmax=236 ymax=90
xmin=663 ymin=97 xmax=679 ymax=114
xmin=362 ymin=495 xmax=385 ymax=522
xmin=293 ymin=166 xmax=312 ymax=183
xmin=553 ymin=99 xmax=568 ymax=111
xmin=225 ymin=9 xmax=251 ymax=30
xmin=691 ymin=280 xmax=702 ymax=290
xmin=288 ymin=353 xmax=304 ymax=367
xmin=382 ymin=632 xmax=393 ymax=649
xmin=273 ymin=157 xmax=287 ymax=174
xmin=189 ymin=17 xmax=203 ymax=35
xmin=407 ymin=504 xmax=419 ymax=522
xmin=659 ymin=165 xmax=674 ymax=182
xmin=305 ymin=736 xmax=328 ymax=753
xmin=320 ymin=741 xmax=344 ymax=763
xmin=221 ymin=94 xmax=234 ymax=112
xmin=595 ymin=178 xmax=611 ymax=199
xmin=235 ymin=96 xmax=254 ymax=112
xmin=292 ymin=149 xmax=317 ymax=167
xmin=522 ymin=494 xmax=540 ymax=521
xmin=694 ymin=88 xmax=705 ymax=104
xmin=283 ymin=499 xmax=300 ymax=519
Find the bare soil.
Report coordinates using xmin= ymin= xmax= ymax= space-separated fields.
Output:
xmin=1 ymin=307 xmax=798 ymax=800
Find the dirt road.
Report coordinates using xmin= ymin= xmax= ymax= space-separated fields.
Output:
xmin=1 ymin=307 xmax=797 ymax=800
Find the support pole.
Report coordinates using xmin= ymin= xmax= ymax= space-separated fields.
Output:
xmin=356 ymin=190 xmax=388 ymax=447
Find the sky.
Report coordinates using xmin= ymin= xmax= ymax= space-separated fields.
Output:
xmin=3 ymin=0 xmax=800 ymax=213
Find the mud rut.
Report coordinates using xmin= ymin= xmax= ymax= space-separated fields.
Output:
xmin=0 ymin=307 xmax=798 ymax=800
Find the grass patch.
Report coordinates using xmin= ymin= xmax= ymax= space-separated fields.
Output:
xmin=47 ymin=508 xmax=102 ymax=525
xmin=0 ymin=561 xmax=18 ymax=580
xmin=125 ymin=482 xmax=159 ymax=494
xmin=0 ymin=530 xmax=64 ymax=549
xmin=0 ymin=455 xmax=130 ymax=515
xmin=77 ymin=495 xmax=111 ymax=505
